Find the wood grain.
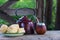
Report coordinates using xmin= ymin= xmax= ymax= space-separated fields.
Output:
xmin=0 ymin=31 xmax=60 ymax=40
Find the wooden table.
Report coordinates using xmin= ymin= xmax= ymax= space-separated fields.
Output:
xmin=0 ymin=31 xmax=60 ymax=40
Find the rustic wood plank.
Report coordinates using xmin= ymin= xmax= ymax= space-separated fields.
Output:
xmin=0 ymin=10 xmax=16 ymax=24
xmin=0 ymin=31 xmax=60 ymax=40
xmin=37 ymin=0 xmax=44 ymax=22
xmin=0 ymin=0 xmax=19 ymax=24
xmin=45 ymin=0 xmax=52 ymax=30
xmin=0 ymin=1 xmax=17 ymax=9
xmin=55 ymin=0 xmax=60 ymax=30
xmin=35 ymin=0 xmax=38 ymax=16
xmin=3 ymin=8 xmax=35 ymax=16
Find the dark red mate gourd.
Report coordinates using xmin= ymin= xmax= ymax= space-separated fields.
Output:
xmin=36 ymin=23 xmax=46 ymax=35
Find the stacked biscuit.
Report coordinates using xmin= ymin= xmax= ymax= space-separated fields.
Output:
xmin=0 ymin=24 xmax=25 ymax=34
